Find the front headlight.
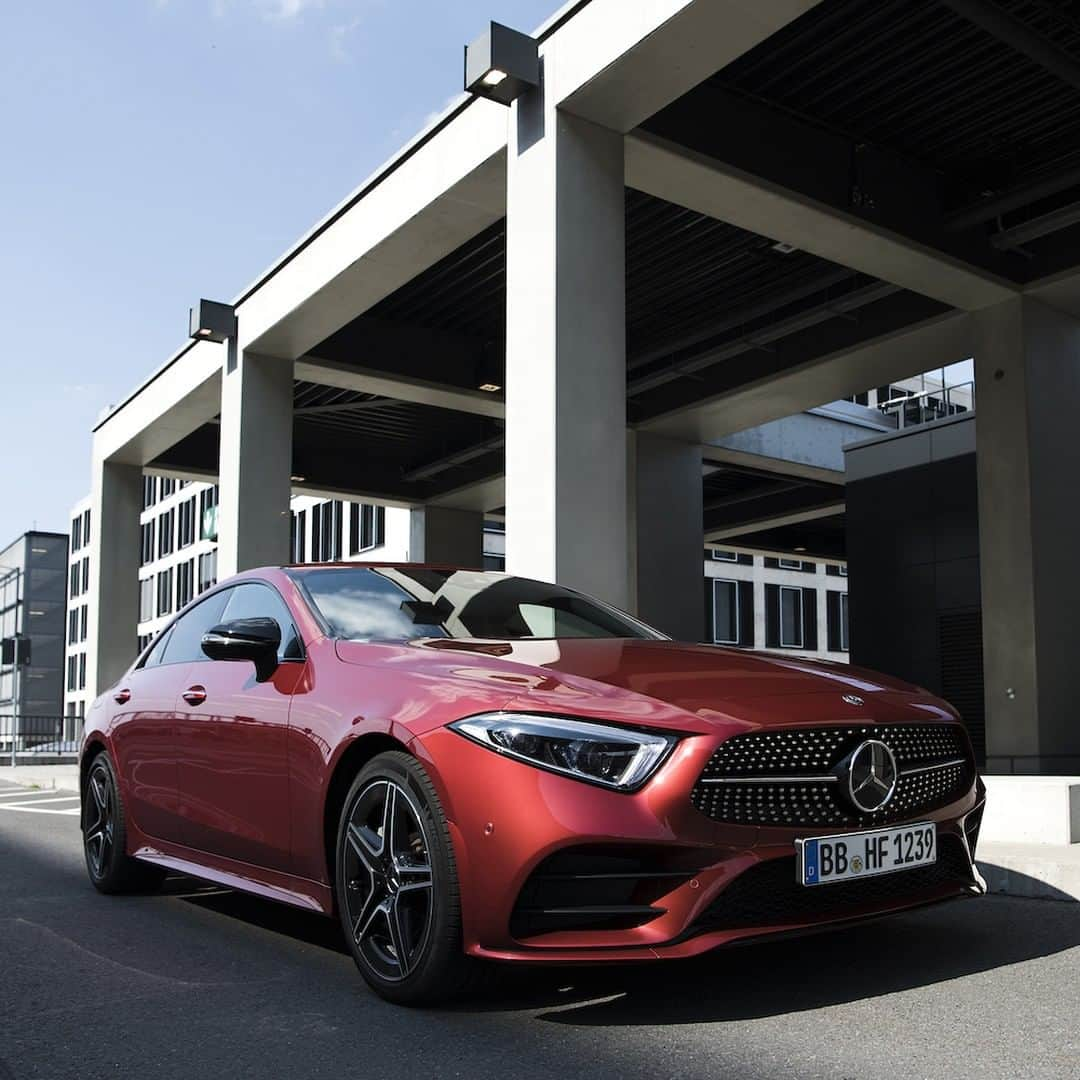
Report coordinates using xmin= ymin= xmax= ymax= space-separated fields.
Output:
xmin=449 ymin=712 xmax=677 ymax=792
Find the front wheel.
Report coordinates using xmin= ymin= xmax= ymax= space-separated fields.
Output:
xmin=334 ymin=751 xmax=475 ymax=1005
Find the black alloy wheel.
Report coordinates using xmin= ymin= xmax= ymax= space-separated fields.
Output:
xmin=335 ymin=751 xmax=477 ymax=1005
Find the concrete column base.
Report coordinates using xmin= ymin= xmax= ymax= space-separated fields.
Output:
xmin=980 ymin=776 xmax=1080 ymax=845
xmin=977 ymin=842 xmax=1080 ymax=902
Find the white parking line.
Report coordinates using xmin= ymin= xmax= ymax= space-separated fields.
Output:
xmin=0 ymin=804 xmax=81 ymax=815
xmin=0 ymin=795 xmax=80 ymax=806
xmin=0 ymin=789 xmax=61 ymax=799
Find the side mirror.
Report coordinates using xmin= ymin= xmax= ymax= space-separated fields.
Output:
xmin=201 ymin=617 xmax=281 ymax=682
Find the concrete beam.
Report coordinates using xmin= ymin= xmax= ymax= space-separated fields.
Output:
xmin=625 ymin=131 xmax=1017 ymax=311
xmin=239 ymin=112 xmax=507 ymax=360
xmin=427 ymin=473 xmax=505 ymax=514
xmin=294 ymin=356 xmax=504 ymax=419
xmin=705 ymin=501 xmax=845 ymax=542
xmin=1026 ymin=264 xmax=1080 ymax=322
xmin=639 ymin=309 xmax=977 ymax=443
xmin=554 ymin=0 xmax=822 ymax=132
xmin=93 ymin=340 xmax=222 ymax=466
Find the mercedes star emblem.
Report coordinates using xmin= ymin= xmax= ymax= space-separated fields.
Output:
xmin=846 ymin=739 xmax=898 ymax=813
xmin=842 ymin=694 xmax=865 ymax=707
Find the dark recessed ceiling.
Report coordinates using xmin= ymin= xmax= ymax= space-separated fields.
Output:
xmin=703 ymin=461 xmax=844 ymax=542
xmin=305 ymin=187 xmax=943 ymax=423
xmin=152 ymin=379 xmax=503 ymax=502
xmin=645 ymin=0 xmax=1080 ymax=281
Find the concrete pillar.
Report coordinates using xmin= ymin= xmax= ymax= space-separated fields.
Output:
xmin=87 ymin=458 xmax=141 ymax=698
xmin=217 ymin=348 xmax=293 ymax=578
xmin=504 ymin=75 xmax=628 ymax=608
xmin=975 ymin=297 xmax=1080 ymax=774
xmin=630 ymin=432 xmax=703 ymax=640
xmin=410 ymin=507 xmax=483 ymax=568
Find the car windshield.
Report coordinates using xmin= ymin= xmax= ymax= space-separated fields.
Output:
xmin=291 ymin=567 xmax=665 ymax=642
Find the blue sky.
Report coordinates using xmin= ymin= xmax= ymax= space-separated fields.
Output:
xmin=0 ymin=0 xmax=556 ymax=545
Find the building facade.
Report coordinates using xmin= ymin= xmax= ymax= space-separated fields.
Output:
xmin=64 ymin=481 xmax=416 ymax=720
xmin=1 ymin=530 xmax=69 ymax=742
xmin=703 ymin=548 xmax=848 ymax=661
xmin=65 ymin=475 xmax=847 ymax=722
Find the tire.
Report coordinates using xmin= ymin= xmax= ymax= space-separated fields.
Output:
xmin=334 ymin=750 xmax=478 ymax=1005
xmin=82 ymin=752 xmax=166 ymax=894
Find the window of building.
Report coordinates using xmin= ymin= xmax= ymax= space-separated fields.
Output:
xmin=139 ymin=577 xmax=154 ymax=623
xmin=178 ymin=496 xmax=196 ymax=549
xmin=67 ymin=654 xmax=77 ymax=692
xmin=142 ymin=475 xmax=158 ymax=510
xmin=70 ymin=563 xmax=79 ymax=599
xmin=72 ymin=515 xmax=82 ymax=552
xmin=83 ymin=508 xmax=90 ymax=546
xmin=349 ymin=504 xmax=385 ymax=555
xmin=197 ymin=550 xmax=218 ymax=594
xmin=78 ymin=652 xmax=86 ymax=691
xmin=157 ymin=568 xmax=174 ymax=618
xmin=140 ymin=521 xmax=155 ymax=566
xmin=68 ymin=608 xmax=79 ymax=645
xmin=199 ymin=485 xmax=219 ymax=540
xmin=291 ymin=510 xmax=307 ymax=563
xmin=160 ymin=477 xmax=176 ymax=499
xmin=137 ymin=632 xmax=153 ymax=655
xmin=827 ymin=590 xmax=850 ymax=653
xmin=312 ymin=501 xmax=342 ymax=562
xmin=778 ymin=558 xmax=803 ymax=571
xmin=779 ymin=586 xmax=804 ymax=648
xmin=80 ymin=604 xmax=88 ymax=642
xmin=176 ymin=558 xmax=194 ymax=610
xmin=712 ymin=579 xmax=739 ymax=645
xmin=158 ymin=509 xmax=174 ymax=558
xmin=711 ymin=549 xmax=739 ymax=562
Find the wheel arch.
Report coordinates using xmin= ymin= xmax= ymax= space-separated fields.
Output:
xmin=323 ymin=732 xmax=411 ymax=884
xmin=80 ymin=738 xmax=108 ymax=795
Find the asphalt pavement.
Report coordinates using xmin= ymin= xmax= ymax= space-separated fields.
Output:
xmin=2 ymin=777 xmax=1077 ymax=1080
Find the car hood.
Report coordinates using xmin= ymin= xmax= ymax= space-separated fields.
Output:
xmin=334 ymin=637 xmax=957 ymax=735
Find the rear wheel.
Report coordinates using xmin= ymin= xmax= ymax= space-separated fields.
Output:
xmin=82 ymin=752 xmax=166 ymax=894
xmin=335 ymin=751 xmax=475 ymax=1005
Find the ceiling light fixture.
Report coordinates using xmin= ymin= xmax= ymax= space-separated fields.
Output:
xmin=478 ymin=382 xmax=502 ymax=393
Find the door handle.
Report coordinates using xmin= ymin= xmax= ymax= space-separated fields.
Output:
xmin=182 ymin=686 xmax=207 ymax=707
xmin=114 ymin=688 xmax=131 ymax=705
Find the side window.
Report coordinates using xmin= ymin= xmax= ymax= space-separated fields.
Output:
xmin=220 ymin=583 xmax=303 ymax=660
xmin=161 ymin=589 xmax=233 ymax=666
xmin=139 ymin=627 xmax=174 ymax=669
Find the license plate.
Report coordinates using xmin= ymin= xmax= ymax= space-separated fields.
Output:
xmin=797 ymin=822 xmax=936 ymax=886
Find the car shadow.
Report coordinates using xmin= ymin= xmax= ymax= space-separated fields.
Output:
xmin=166 ymin=876 xmax=350 ymax=954
xmin=168 ymin=871 xmax=1079 ymax=1025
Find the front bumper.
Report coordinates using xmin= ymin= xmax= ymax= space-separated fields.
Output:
xmin=414 ymin=727 xmax=985 ymax=964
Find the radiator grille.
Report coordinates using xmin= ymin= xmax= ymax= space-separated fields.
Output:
xmin=692 ymin=724 xmax=974 ymax=828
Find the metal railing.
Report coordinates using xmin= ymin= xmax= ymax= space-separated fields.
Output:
xmin=0 ymin=715 xmax=79 ymax=764
xmin=879 ymin=381 xmax=975 ymax=429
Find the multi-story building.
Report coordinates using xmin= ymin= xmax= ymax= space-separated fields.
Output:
xmin=703 ymin=547 xmax=848 ymax=661
xmin=64 ymin=474 xmax=847 ymax=721
xmin=1 ymin=530 xmax=70 ymax=743
xmin=64 ymin=481 xmax=415 ymax=719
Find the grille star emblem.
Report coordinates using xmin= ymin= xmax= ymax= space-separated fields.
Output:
xmin=846 ymin=739 xmax=898 ymax=813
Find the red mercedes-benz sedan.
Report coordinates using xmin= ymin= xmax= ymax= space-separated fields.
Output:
xmin=81 ymin=564 xmax=986 ymax=1004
